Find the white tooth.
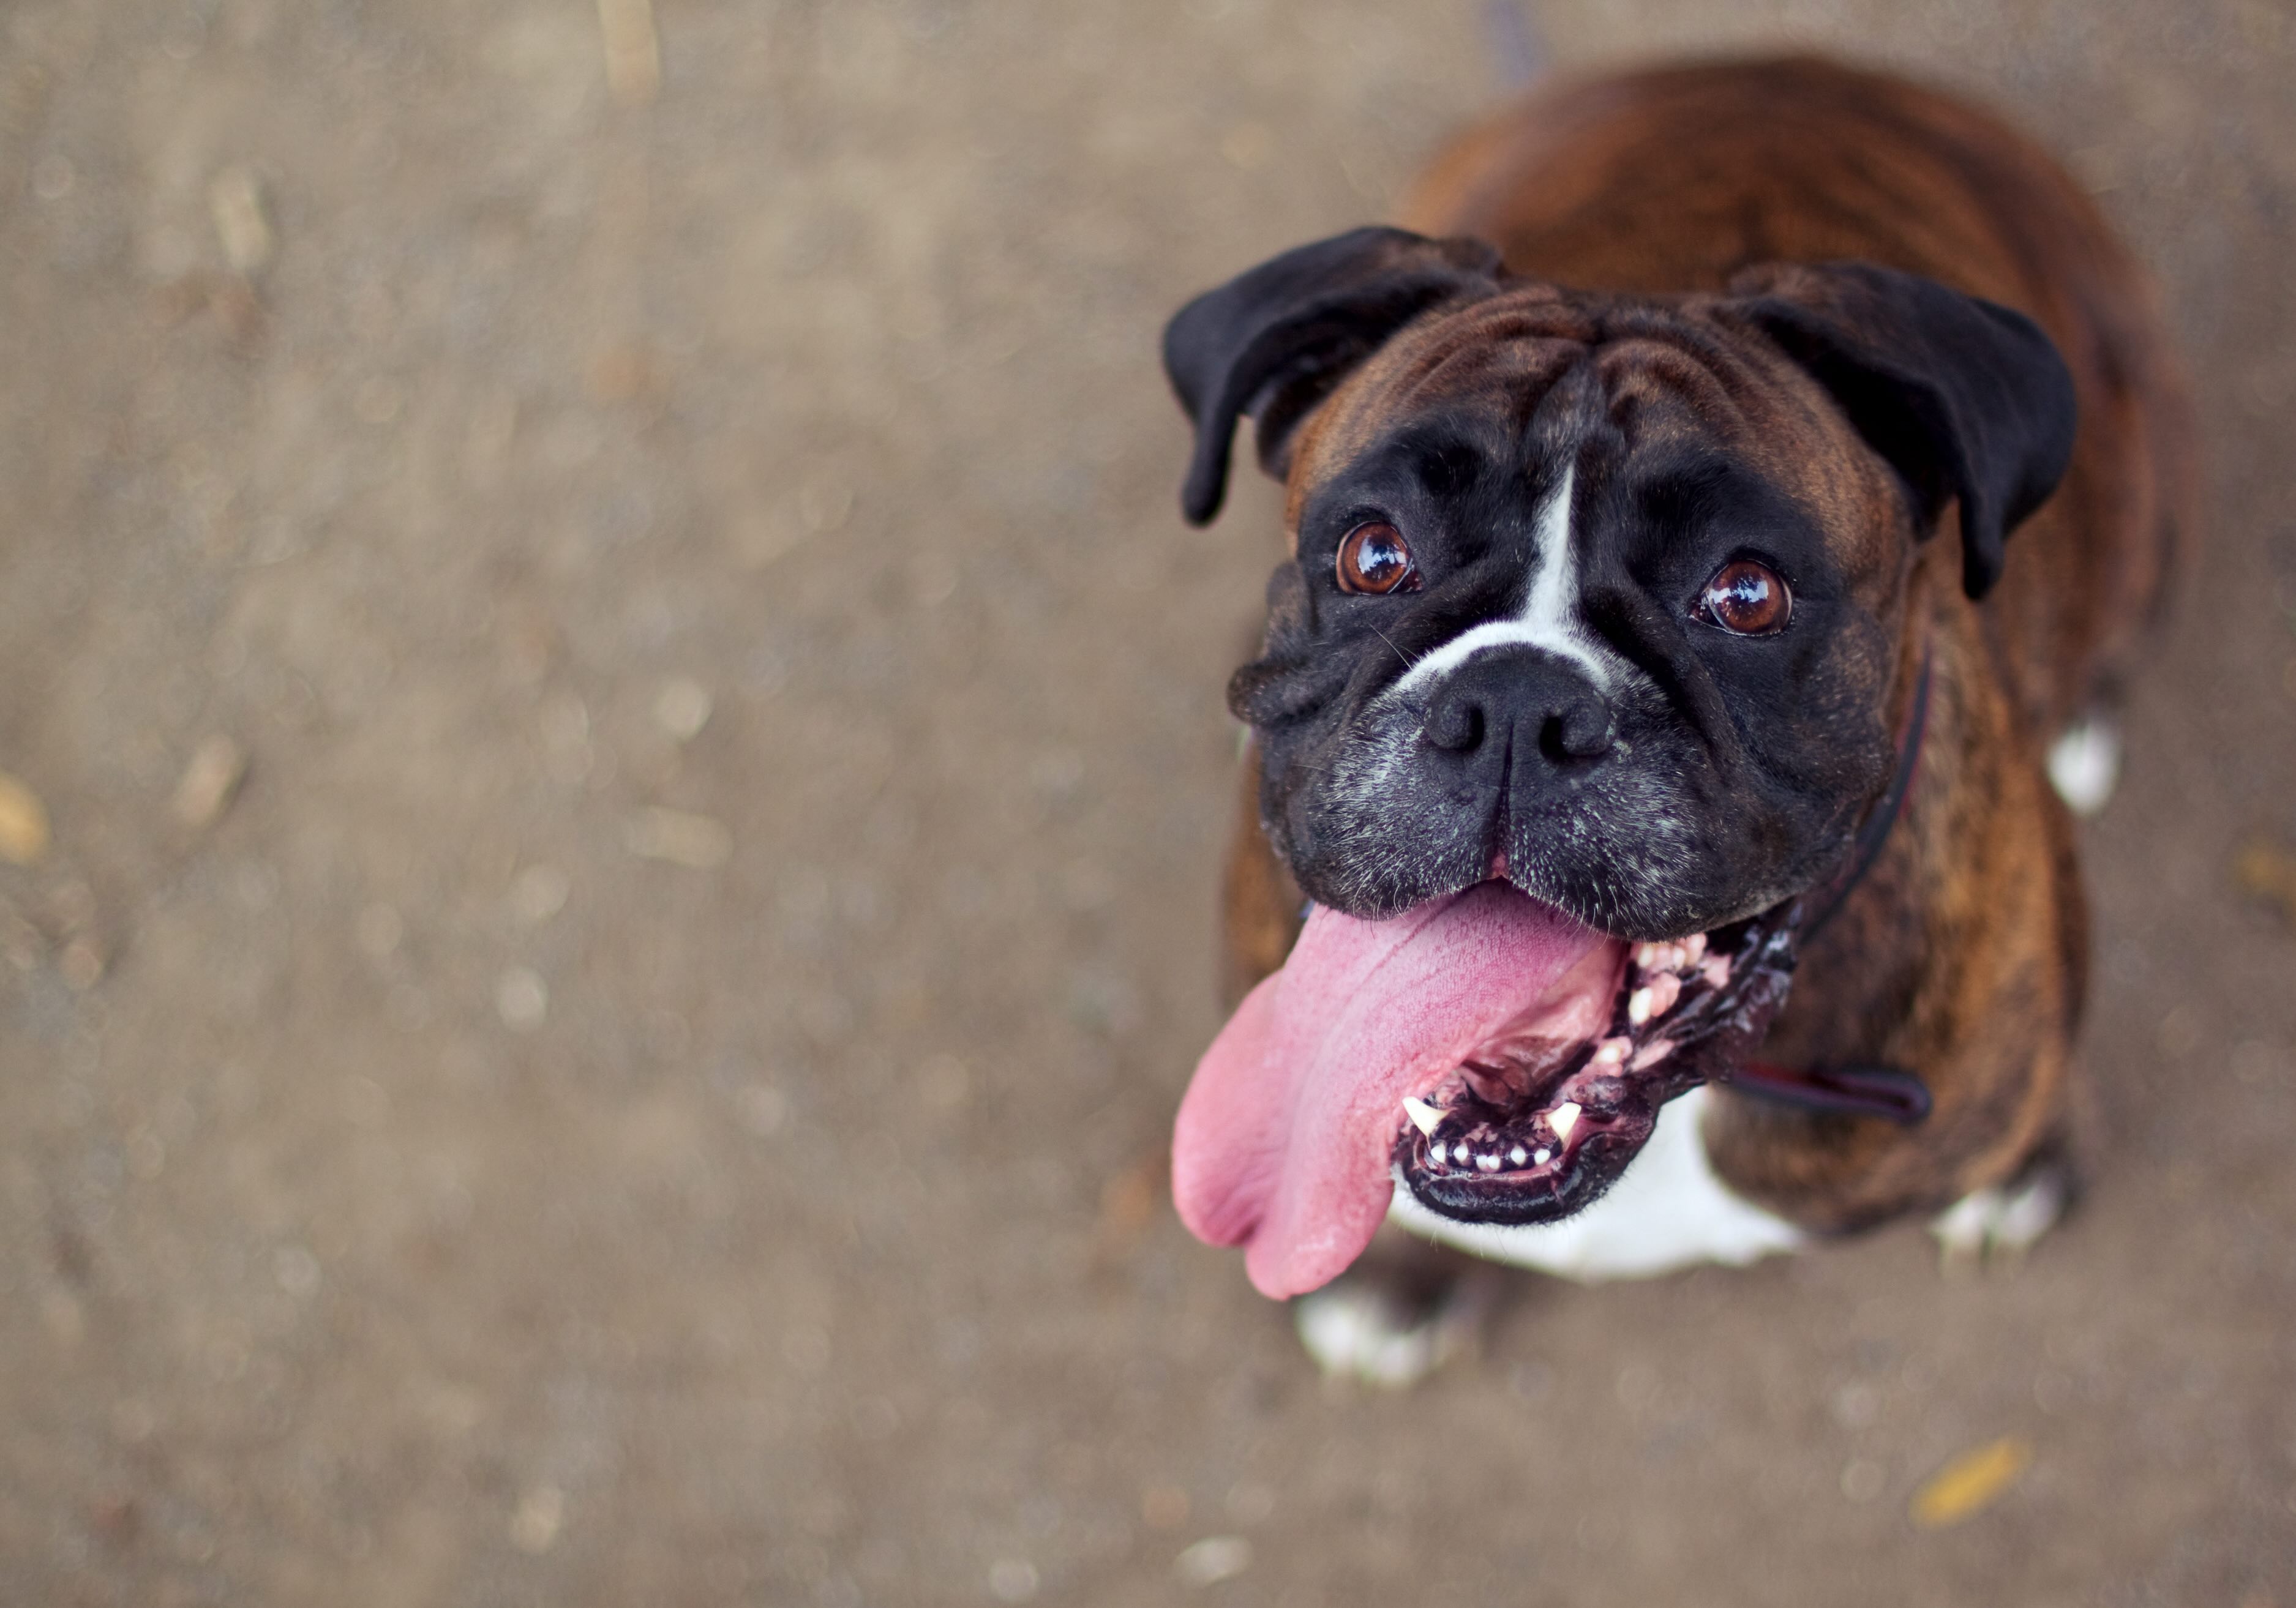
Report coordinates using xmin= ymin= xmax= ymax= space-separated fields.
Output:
xmin=1534 ymin=1148 xmax=1551 ymax=1165
xmin=1510 ymin=1146 xmax=1529 ymax=1166
xmin=1401 ymin=1096 xmax=1444 ymax=1138
xmin=1627 ymin=988 xmax=1654 ymax=1025
xmin=1593 ymin=1037 xmax=1629 ymax=1064
xmin=1550 ymin=1102 xmax=1581 ymax=1143
xmin=1476 ymin=1153 xmax=1501 ymax=1172
xmin=1453 ymin=1142 xmax=1473 ymax=1164
xmin=1702 ymin=955 xmax=1731 ymax=989
xmin=1633 ymin=943 xmax=1664 ymax=970
xmin=1682 ymin=933 xmax=1707 ymax=964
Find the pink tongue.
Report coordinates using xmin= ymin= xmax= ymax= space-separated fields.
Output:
xmin=1172 ymin=883 xmax=1609 ymax=1298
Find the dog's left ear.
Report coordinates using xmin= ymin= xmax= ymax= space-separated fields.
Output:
xmin=1727 ymin=261 xmax=2077 ymax=599
xmin=1164 ymin=226 xmax=1505 ymax=526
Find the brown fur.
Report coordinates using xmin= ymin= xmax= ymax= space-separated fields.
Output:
xmin=1220 ymin=57 xmax=2196 ymax=1230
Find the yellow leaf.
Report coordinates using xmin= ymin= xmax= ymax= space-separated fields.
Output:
xmin=0 ymin=771 xmax=50 ymax=866
xmin=1910 ymin=1437 xmax=2031 ymax=1528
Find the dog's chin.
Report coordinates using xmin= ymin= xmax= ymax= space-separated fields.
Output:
xmin=1387 ymin=896 xmax=1799 ymax=1227
xmin=1288 ymin=837 xmax=1788 ymax=947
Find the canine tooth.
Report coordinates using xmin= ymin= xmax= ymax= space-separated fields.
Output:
xmin=1646 ymin=972 xmax=1682 ymax=1018
xmin=1401 ymin=1096 xmax=1445 ymax=1138
xmin=1476 ymin=1152 xmax=1501 ymax=1172
xmin=1510 ymin=1145 xmax=1529 ymax=1166
xmin=1534 ymin=1148 xmax=1552 ymax=1165
xmin=1550 ymin=1102 xmax=1581 ymax=1142
xmin=1627 ymin=988 xmax=1654 ymax=1025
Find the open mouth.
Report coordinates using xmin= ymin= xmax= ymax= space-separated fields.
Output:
xmin=1393 ymin=911 xmax=1796 ymax=1224
xmin=1170 ymin=880 xmax=1799 ymax=1299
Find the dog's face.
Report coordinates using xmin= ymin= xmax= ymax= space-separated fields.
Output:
xmin=1163 ymin=231 xmax=2075 ymax=1288
xmin=1169 ymin=228 xmax=2077 ymax=938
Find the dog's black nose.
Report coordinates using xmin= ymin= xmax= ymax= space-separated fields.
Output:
xmin=1421 ymin=646 xmax=1615 ymax=765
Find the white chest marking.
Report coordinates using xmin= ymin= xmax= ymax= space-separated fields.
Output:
xmin=1384 ymin=1086 xmax=1806 ymax=1281
xmin=2046 ymin=715 xmax=2121 ymax=817
xmin=1389 ymin=465 xmax=1619 ymax=699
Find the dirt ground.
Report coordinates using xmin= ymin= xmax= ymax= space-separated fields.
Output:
xmin=3 ymin=0 xmax=2294 ymax=1602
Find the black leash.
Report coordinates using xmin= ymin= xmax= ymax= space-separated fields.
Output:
xmin=1798 ymin=649 xmax=1933 ymax=947
xmin=1728 ymin=648 xmax=1936 ymax=1126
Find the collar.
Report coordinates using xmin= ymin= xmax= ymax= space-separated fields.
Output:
xmin=1727 ymin=646 xmax=1936 ymax=1126
xmin=1799 ymin=646 xmax=1934 ymax=946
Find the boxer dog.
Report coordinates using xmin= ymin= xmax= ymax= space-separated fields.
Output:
xmin=1161 ymin=57 xmax=2196 ymax=1382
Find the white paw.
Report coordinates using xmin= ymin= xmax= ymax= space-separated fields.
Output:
xmin=1292 ymin=1277 xmax=1478 ymax=1389
xmin=1929 ymin=1169 xmax=2068 ymax=1266
xmin=2047 ymin=717 xmax=2120 ymax=817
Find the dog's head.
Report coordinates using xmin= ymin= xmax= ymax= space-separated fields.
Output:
xmin=1169 ymin=225 xmax=2074 ymax=929
xmin=1163 ymin=227 xmax=2075 ymax=1297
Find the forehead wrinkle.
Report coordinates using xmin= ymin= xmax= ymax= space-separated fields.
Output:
xmin=1289 ymin=291 xmax=1905 ymax=583
xmin=1289 ymin=316 xmax=1586 ymax=531
xmin=1591 ymin=328 xmax=1897 ymax=573
xmin=1352 ymin=317 xmax=1586 ymax=428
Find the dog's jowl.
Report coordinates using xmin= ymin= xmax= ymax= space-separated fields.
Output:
xmin=1160 ymin=57 xmax=2196 ymax=1373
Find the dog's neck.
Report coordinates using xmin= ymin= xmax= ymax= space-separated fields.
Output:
xmin=1703 ymin=549 xmax=2081 ymax=1229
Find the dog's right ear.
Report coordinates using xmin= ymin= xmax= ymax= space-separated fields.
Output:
xmin=1163 ymin=226 xmax=1505 ymax=525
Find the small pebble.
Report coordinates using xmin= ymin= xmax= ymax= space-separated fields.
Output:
xmin=986 ymin=1558 xmax=1039 ymax=1603
xmin=59 ymin=937 xmax=105 ymax=990
xmin=208 ymin=166 xmax=272 ymax=273
xmin=625 ymin=807 xmax=731 ymax=869
xmin=508 ymin=1484 xmax=563 ymax=1554
xmin=172 ymin=734 xmax=247 ymax=829
xmin=508 ymin=863 xmax=571 ymax=924
xmin=1174 ymin=1535 xmax=1253 ymax=1588
xmin=651 ymin=678 xmax=713 ymax=742
xmin=495 ymin=967 xmax=548 ymax=1031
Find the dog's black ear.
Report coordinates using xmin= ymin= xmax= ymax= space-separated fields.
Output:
xmin=1727 ymin=261 xmax=2077 ymax=599
xmin=1164 ymin=226 xmax=1505 ymax=525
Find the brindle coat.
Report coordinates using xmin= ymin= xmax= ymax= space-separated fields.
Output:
xmin=1215 ymin=57 xmax=2197 ymax=1230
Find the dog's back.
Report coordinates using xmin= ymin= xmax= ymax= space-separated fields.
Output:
xmin=1401 ymin=56 xmax=2198 ymax=735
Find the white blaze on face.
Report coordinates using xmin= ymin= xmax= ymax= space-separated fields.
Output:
xmin=1387 ymin=464 xmax=1630 ymax=703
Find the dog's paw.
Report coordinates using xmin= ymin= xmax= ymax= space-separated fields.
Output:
xmin=1292 ymin=1269 xmax=1490 ymax=1389
xmin=1929 ymin=1164 xmax=2070 ymax=1270
xmin=2046 ymin=715 xmax=2121 ymax=817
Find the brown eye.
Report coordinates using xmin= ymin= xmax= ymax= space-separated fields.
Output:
xmin=1699 ymin=559 xmax=1791 ymax=635
xmin=1335 ymin=522 xmax=1420 ymax=595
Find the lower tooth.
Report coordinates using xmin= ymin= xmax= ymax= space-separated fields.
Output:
xmin=1510 ymin=1146 xmax=1529 ymax=1166
xmin=1534 ymin=1148 xmax=1551 ymax=1165
xmin=1476 ymin=1153 xmax=1500 ymax=1172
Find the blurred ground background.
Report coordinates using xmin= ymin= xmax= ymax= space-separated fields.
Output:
xmin=2 ymin=0 xmax=2294 ymax=1602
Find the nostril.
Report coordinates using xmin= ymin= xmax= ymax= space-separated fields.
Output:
xmin=1540 ymin=701 xmax=1615 ymax=763
xmin=1425 ymin=696 xmax=1485 ymax=754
